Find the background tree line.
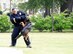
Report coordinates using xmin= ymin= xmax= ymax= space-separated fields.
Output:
xmin=18 ymin=0 xmax=73 ymax=17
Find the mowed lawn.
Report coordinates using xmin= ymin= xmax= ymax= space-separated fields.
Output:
xmin=0 ymin=33 xmax=73 ymax=54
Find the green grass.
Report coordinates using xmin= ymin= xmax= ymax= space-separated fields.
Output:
xmin=0 ymin=33 xmax=73 ymax=54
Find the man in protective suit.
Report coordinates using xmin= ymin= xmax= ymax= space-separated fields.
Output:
xmin=9 ymin=8 xmax=31 ymax=48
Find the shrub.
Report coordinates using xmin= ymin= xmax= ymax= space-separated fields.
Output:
xmin=0 ymin=15 xmax=12 ymax=32
xmin=30 ymin=15 xmax=52 ymax=32
xmin=31 ymin=15 xmax=45 ymax=32
xmin=54 ymin=13 xmax=71 ymax=32
xmin=30 ymin=12 xmax=73 ymax=32
xmin=69 ymin=13 xmax=73 ymax=30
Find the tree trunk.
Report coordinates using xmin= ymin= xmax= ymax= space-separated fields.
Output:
xmin=10 ymin=0 xmax=12 ymax=12
xmin=44 ymin=7 xmax=50 ymax=17
xmin=29 ymin=9 xmax=35 ymax=15
xmin=60 ymin=1 xmax=68 ymax=12
xmin=67 ymin=0 xmax=73 ymax=12
xmin=60 ymin=0 xmax=73 ymax=13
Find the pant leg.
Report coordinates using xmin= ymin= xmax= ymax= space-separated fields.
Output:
xmin=11 ymin=26 xmax=21 ymax=46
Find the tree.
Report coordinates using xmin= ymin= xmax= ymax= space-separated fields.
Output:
xmin=60 ymin=0 xmax=73 ymax=13
xmin=18 ymin=2 xmax=28 ymax=12
xmin=27 ymin=0 xmax=55 ymax=17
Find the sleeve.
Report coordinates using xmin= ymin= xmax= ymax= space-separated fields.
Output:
xmin=10 ymin=15 xmax=16 ymax=24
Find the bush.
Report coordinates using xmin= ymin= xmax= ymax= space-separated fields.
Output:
xmin=0 ymin=15 xmax=12 ymax=32
xmin=30 ymin=15 xmax=52 ymax=32
xmin=44 ymin=16 xmax=52 ymax=31
xmin=69 ymin=13 xmax=73 ymax=30
xmin=31 ymin=15 xmax=45 ymax=32
xmin=30 ymin=12 xmax=73 ymax=32
xmin=54 ymin=13 xmax=71 ymax=32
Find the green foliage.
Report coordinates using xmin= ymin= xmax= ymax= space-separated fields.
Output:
xmin=0 ymin=15 xmax=11 ymax=32
xmin=18 ymin=0 xmax=66 ymax=17
xmin=30 ymin=15 xmax=52 ymax=32
xmin=18 ymin=2 xmax=28 ymax=12
xmin=53 ymin=13 xmax=71 ymax=32
xmin=68 ymin=12 xmax=73 ymax=29
xmin=31 ymin=15 xmax=44 ymax=32
xmin=31 ymin=12 xmax=73 ymax=32
xmin=44 ymin=16 xmax=52 ymax=30
xmin=18 ymin=0 xmax=66 ymax=10
xmin=27 ymin=0 xmax=65 ymax=9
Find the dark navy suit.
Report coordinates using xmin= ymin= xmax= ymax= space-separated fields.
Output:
xmin=10 ymin=11 xmax=31 ymax=46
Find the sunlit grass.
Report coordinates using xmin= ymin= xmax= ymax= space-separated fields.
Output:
xmin=0 ymin=33 xmax=73 ymax=54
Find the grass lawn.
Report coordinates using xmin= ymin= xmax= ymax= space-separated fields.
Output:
xmin=0 ymin=33 xmax=73 ymax=54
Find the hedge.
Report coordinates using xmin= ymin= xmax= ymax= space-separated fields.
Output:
xmin=30 ymin=12 xmax=73 ymax=32
xmin=0 ymin=15 xmax=12 ymax=32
